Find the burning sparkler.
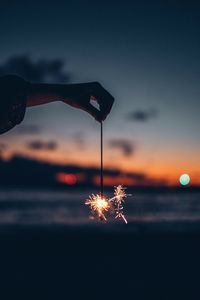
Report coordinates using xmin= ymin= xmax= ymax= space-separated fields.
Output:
xmin=85 ymin=194 xmax=109 ymax=221
xmin=85 ymin=185 xmax=130 ymax=224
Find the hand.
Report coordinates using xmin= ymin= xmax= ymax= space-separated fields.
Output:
xmin=62 ymin=82 xmax=115 ymax=122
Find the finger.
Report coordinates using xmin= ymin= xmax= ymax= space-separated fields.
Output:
xmin=90 ymin=86 xmax=114 ymax=119
xmin=82 ymin=103 xmax=103 ymax=122
xmin=99 ymin=95 xmax=115 ymax=119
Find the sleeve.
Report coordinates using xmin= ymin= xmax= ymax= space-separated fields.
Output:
xmin=0 ymin=75 xmax=30 ymax=134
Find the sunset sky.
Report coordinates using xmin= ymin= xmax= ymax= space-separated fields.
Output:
xmin=0 ymin=0 xmax=200 ymax=186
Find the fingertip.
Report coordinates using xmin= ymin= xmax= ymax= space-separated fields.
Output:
xmin=99 ymin=96 xmax=115 ymax=117
xmin=94 ymin=113 xmax=103 ymax=123
xmin=85 ymin=103 xmax=103 ymax=122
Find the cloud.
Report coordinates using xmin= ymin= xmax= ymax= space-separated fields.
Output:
xmin=0 ymin=143 xmax=7 ymax=150
xmin=127 ymin=108 xmax=157 ymax=122
xmin=13 ymin=125 xmax=41 ymax=135
xmin=108 ymin=139 xmax=135 ymax=157
xmin=0 ymin=55 xmax=71 ymax=83
xmin=0 ymin=142 xmax=7 ymax=155
xmin=71 ymin=132 xmax=86 ymax=149
xmin=27 ymin=140 xmax=58 ymax=151
xmin=0 ymin=143 xmax=7 ymax=155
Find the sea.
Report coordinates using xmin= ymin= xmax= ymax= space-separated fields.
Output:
xmin=0 ymin=189 xmax=200 ymax=232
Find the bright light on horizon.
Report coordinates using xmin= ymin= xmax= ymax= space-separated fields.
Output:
xmin=179 ymin=174 xmax=190 ymax=186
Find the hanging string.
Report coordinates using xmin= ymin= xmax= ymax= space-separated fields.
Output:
xmin=100 ymin=121 xmax=104 ymax=197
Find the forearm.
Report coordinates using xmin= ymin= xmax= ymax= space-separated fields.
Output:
xmin=26 ymin=83 xmax=72 ymax=107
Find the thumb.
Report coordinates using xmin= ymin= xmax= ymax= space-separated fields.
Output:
xmin=83 ymin=103 xmax=102 ymax=122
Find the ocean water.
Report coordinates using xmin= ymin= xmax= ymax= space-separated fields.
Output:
xmin=0 ymin=189 xmax=200 ymax=232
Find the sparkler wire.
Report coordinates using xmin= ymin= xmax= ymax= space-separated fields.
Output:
xmin=100 ymin=121 xmax=104 ymax=197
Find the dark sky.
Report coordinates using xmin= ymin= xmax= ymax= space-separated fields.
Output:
xmin=0 ymin=0 xmax=200 ymax=184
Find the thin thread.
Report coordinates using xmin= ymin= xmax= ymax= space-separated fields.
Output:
xmin=100 ymin=121 xmax=103 ymax=197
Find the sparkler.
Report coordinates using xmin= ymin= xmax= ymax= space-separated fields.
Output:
xmin=85 ymin=123 xmax=130 ymax=224
xmin=85 ymin=185 xmax=129 ymax=223
xmin=85 ymin=194 xmax=109 ymax=221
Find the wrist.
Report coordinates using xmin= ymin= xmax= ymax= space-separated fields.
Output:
xmin=27 ymin=83 xmax=62 ymax=107
xmin=28 ymin=83 xmax=59 ymax=95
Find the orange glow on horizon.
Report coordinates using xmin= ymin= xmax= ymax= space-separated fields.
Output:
xmin=56 ymin=173 xmax=77 ymax=185
xmin=93 ymin=175 xmax=140 ymax=187
xmin=1 ymin=146 xmax=200 ymax=186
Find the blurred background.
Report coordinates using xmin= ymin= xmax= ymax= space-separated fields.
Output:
xmin=0 ymin=1 xmax=200 ymax=298
xmin=0 ymin=0 xmax=199 ymax=229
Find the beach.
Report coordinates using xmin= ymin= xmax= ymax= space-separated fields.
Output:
xmin=0 ymin=226 xmax=200 ymax=299
xmin=0 ymin=189 xmax=200 ymax=299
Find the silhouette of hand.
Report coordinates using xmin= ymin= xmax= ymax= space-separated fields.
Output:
xmin=62 ymin=82 xmax=114 ymax=122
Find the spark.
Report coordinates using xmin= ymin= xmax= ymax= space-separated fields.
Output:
xmin=86 ymin=185 xmax=130 ymax=224
xmin=109 ymin=185 xmax=127 ymax=203
xmin=85 ymin=194 xmax=109 ymax=221
xmin=109 ymin=185 xmax=128 ymax=224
